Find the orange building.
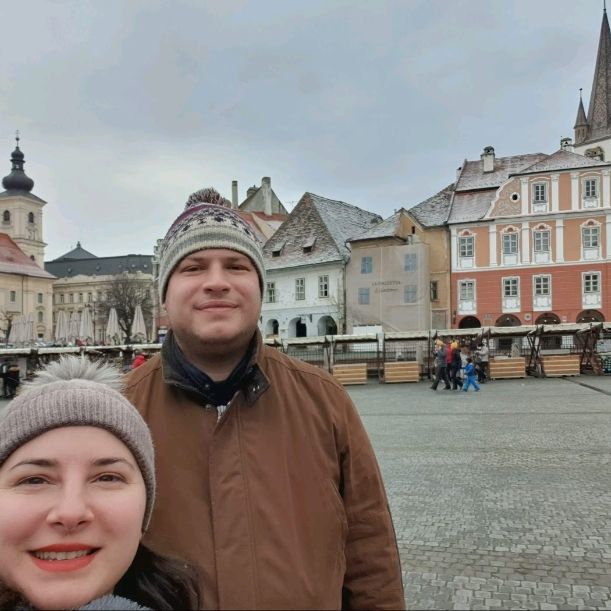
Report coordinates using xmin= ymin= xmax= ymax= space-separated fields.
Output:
xmin=450 ymin=146 xmax=611 ymax=328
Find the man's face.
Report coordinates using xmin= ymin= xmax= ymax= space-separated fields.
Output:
xmin=164 ymin=249 xmax=262 ymax=354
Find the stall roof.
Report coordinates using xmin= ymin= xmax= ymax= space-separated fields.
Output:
xmin=487 ymin=325 xmax=536 ymax=336
xmin=538 ymin=323 xmax=597 ymax=335
xmin=385 ymin=331 xmax=431 ymax=341
xmin=283 ymin=336 xmax=329 ymax=346
xmin=435 ymin=328 xmax=485 ymax=338
xmin=331 ymin=334 xmax=379 ymax=344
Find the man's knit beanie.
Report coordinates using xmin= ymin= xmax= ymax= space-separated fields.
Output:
xmin=157 ymin=187 xmax=266 ymax=302
xmin=0 ymin=356 xmax=156 ymax=530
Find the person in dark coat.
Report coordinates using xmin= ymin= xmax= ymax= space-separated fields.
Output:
xmin=431 ymin=339 xmax=451 ymax=390
xmin=5 ymin=363 xmax=19 ymax=398
xmin=450 ymin=342 xmax=463 ymax=390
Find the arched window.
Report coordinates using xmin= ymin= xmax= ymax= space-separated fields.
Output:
xmin=3 ymin=210 xmax=10 ymax=223
xmin=28 ymin=212 xmax=34 ymax=224
xmin=37 ymin=311 xmax=43 ymax=323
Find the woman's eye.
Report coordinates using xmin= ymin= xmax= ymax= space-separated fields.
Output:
xmin=95 ymin=473 xmax=125 ymax=483
xmin=18 ymin=476 xmax=48 ymax=486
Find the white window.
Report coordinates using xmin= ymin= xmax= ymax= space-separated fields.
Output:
xmin=459 ymin=236 xmax=473 ymax=258
xmin=533 ymin=183 xmax=547 ymax=202
xmin=502 ymin=233 xmax=518 ymax=254
xmin=37 ymin=292 xmax=43 ymax=304
xmin=533 ymin=230 xmax=550 ymax=252
xmin=404 ymin=253 xmax=417 ymax=271
xmin=361 ymin=256 xmax=373 ymax=274
xmin=458 ymin=280 xmax=476 ymax=315
xmin=585 ymin=178 xmax=598 ymax=198
xmin=502 ymin=277 xmax=520 ymax=312
xmin=582 ymin=224 xmax=600 ymax=260
xmin=358 ymin=288 xmax=370 ymax=305
xmin=534 ymin=275 xmax=551 ymax=296
xmin=584 ymin=273 xmax=600 ymax=293
xmin=318 ymin=275 xmax=329 ymax=298
xmin=502 ymin=231 xmax=519 ymax=265
xmin=265 ymin=282 xmax=276 ymax=303
xmin=295 ymin=278 xmax=305 ymax=301
xmin=404 ymin=285 xmax=417 ymax=303
xmin=459 ymin=281 xmax=474 ymax=301
xmin=583 ymin=272 xmax=602 ymax=308
xmin=533 ymin=228 xmax=551 ymax=263
xmin=503 ymin=278 xmax=519 ymax=297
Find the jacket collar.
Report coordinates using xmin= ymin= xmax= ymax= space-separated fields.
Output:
xmin=161 ymin=329 xmax=270 ymax=406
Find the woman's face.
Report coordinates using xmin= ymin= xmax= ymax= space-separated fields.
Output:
xmin=0 ymin=426 xmax=146 ymax=610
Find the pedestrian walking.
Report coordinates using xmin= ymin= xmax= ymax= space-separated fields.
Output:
xmin=431 ymin=339 xmax=451 ymax=390
xmin=462 ymin=357 xmax=481 ymax=392
xmin=476 ymin=340 xmax=489 ymax=383
xmin=124 ymin=188 xmax=404 ymax=610
xmin=450 ymin=341 xmax=463 ymax=390
xmin=0 ymin=356 xmax=199 ymax=610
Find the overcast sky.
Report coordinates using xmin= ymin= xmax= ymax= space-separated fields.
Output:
xmin=0 ymin=0 xmax=605 ymax=260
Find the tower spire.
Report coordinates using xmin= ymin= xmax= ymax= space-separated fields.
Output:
xmin=584 ymin=9 xmax=611 ymax=142
xmin=1 ymin=132 xmax=34 ymax=193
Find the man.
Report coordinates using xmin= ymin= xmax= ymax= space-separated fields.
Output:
xmin=125 ymin=190 xmax=404 ymax=610
xmin=430 ymin=339 xmax=451 ymax=390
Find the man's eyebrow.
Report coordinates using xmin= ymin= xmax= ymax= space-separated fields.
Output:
xmin=92 ymin=457 xmax=136 ymax=470
xmin=9 ymin=458 xmax=57 ymax=471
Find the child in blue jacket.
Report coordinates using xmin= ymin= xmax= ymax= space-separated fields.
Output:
xmin=462 ymin=357 xmax=481 ymax=392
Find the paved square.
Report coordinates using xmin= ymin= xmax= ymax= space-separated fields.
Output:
xmin=348 ymin=376 xmax=611 ymax=610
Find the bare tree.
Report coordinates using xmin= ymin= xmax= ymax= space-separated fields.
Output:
xmin=0 ymin=309 xmax=15 ymax=345
xmin=100 ymin=273 xmax=153 ymax=343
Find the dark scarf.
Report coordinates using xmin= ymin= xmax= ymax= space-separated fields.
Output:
xmin=162 ymin=330 xmax=257 ymax=406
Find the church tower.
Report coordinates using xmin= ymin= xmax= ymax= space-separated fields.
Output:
xmin=574 ymin=9 xmax=611 ymax=160
xmin=0 ymin=135 xmax=47 ymax=267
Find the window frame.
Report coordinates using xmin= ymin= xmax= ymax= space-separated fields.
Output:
xmin=404 ymin=252 xmax=417 ymax=271
xmin=358 ymin=287 xmax=370 ymax=305
xmin=533 ymin=229 xmax=550 ymax=253
xmin=533 ymin=274 xmax=551 ymax=296
xmin=502 ymin=277 xmax=519 ymax=298
xmin=583 ymin=272 xmax=601 ymax=294
xmin=404 ymin=285 xmax=417 ymax=304
xmin=265 ymin=281 xmax=276 ymax=303
xmin=459 ymin=235 xmax=474 ymax=258
xmin=360 ymin=256 xmax=373 ymax=274
xmin=502 ymin=232 xmax=519 ymax=255
xmin=459 ymin=280 xmax=475 ymax=301
xmin=295 ymin=277 xmax=305 ymax=301
xmin=318 ymin=275 xmax=329 ymax=298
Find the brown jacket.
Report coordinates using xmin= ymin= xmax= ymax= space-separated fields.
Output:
xmin=125 ymin=334 xmax=404 ymax=610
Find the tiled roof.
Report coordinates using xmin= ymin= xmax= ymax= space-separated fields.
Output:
xmin=513 ymin=149 xmax=610 ymax=174
xmin=447 ymin=190 xmax=495 ymax=224
xmin=456 ymin=153 xmax=546 ymax=191
xmin=53 ymin=242 xmax=98 ymax=261
xmin=263 ymin=192 xmax=381 ymax=270
xmin=349 ymin=210 xmax=403 ymax=241
xmin=0 ymin=233 xmax=55 ymax=279
xmin=408 ymin=183 xmax=455 ymax=227
xmin=45 ymin=254 xmax=153 ymax=278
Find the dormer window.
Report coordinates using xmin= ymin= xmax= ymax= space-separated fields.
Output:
xmin=271 ymin=241 xmax=285 ymax=258
xmin=303 ymin=237 xmax=316 ymax=253
xmin=532 ymin=182 xmax=548 ymax=213
xmin=583 ymin=177 xmax=599 ymax=209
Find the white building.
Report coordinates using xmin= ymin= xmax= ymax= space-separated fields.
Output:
xmin=261 ymin=192 xmax=381 ymax=338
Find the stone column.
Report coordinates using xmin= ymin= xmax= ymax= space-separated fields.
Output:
xmin=571 ymin=172 xmax=580 ymax=211
xmin=556 ymin=219 xmax=564 ymax=263
xmin=551 ymin=174 xmax=560 ymax=212
xmin=521 ymin=222 xmax=530 ymax=264
xmin=489 ymin=224 xmax=497 ymax=266
xmin=603 ymin=170 xmax=611 ymax=208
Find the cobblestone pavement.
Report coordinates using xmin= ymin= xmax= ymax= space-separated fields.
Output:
xmin=347 ymin=376 xmax=611 ymax=610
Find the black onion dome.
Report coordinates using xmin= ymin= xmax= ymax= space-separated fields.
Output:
xmin=2 ymin=140 xmax=34 ymax=193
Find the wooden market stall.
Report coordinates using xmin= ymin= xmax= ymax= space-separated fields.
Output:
xmin=331 ymin=334 xmax=380 ymax=385
xmin=382 ymin=330 xmax=431 ymax=383
xmin=485 ymin=325 xmax=535 ymax=380
xmin=283 ymin=336 xmax=330 ymax=371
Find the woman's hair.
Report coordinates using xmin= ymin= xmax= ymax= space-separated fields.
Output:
xmin=114 ymin=544 xmax=200 ymax=610
xmin=0 ymin=545 xmax=200 ymax=611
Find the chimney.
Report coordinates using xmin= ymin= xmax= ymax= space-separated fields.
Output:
xmin=481 ymin=146 xmax=495 ymax=173
xmin=231 ymin=180 xmax=238 ymax=209
xmin=261 ymin=176 xmax=272 ymax=215
xmin=560 ymin=137 xmax=573 ymax=153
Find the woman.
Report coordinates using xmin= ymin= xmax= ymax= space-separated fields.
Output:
xmin=0 ymin=356 xmax=199 ymax=610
